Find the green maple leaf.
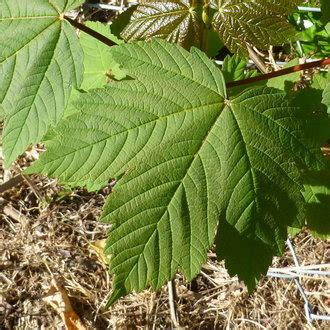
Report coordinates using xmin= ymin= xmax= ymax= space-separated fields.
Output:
xmin=221 ymin=54 xmax=263 ymax=96
xmin=321 ymin=0 xmax=330 ymax=23
xmin=0 ymin=0 xmax=84 ymax=167
xmin=26 ymin=40 xmax=325 ymax=304
xmin=267 ymin=59 xmax=301 ymax=92
xmin=80 ymin=22 xmax=125 ymax=90
xmin=113 ymin=0 xmax=202 ymax=48
xmin=303 ymin=171 xmax=330 ymax=239
xmin=323 ymin=70 xmax=330 ymax=112
xmin=222 ymin=55 xmax=256 ymax=82
xmin=210 ymin=0 xmax=302 ymax=54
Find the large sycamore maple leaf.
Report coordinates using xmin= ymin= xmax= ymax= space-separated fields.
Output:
xmin=26 ymin=40 xmax=326 ymax=304
xmin=0 ymin=0 xmax=84 ymax=166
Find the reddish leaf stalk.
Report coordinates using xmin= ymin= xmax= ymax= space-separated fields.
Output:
xmin=227 ymin=58 xmax=330 ymax=88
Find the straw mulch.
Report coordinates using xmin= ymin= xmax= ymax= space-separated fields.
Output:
xmin=0 ymin=147 xmax=329 ymax=329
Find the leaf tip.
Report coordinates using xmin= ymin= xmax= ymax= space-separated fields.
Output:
xmin=105 ymin=287 xmax=127 ymax=308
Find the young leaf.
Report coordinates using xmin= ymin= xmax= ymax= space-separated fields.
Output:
xmin=113 ymin=0 xmax=202 ymax=49
xmin=80 ymin=22 xmax=125 ymax=89
xmin=210 ymin=0 xmax=302 ymax=54
xmin=27 ymin=40 xmax=326 ymax=304
xmin=0 ymin=0 xmax=84 ymax=167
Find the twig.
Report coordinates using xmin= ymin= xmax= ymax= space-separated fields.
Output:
xmin=268 ymin=46 xmax=279 ymax=71
xmin=3 ymin=204 xmax=28 ymax=226
xmin=167 ymin=280 xmax=180 ymax=328
xmin=22 ymin=174 xmax=43 ymax=201
xmin=247 ymin=44 xmax=268 ymax=74
xmin=0 ymin=175 xmax=24 ymax=194
xmin=85 ymin=3 xmax=321 ymax=13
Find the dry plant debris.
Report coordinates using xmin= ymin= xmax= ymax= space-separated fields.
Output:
xmin=0 ymin=147 xmax=329 ymax=329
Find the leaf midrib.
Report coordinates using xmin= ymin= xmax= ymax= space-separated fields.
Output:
xmin=4 ymin=21 xmax=63 ymax=165
xmin=0 ymin=16 xmax=58 ymax=20
xmin=0 ymin=19 xmax=59 ymax=64
xmin=225 ymin=105 xmax=260 ymax=232
xmin=110 ymin=105 xmax=225 ymax=287
xmin=133 ymin=8 xmax=189 ymax=21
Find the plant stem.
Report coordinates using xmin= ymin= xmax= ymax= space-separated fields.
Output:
xmin=191 ymin=0 xmax=198 ymax=8
xmin=226 ymin=58 xmax=330 ymax=88
xmin=64 ymin=16 xmax=117 ymax=47
xmin=247 ymin=45 xmax=267 ymax=74
xmin=0 ymin=175 xmax=24 ymax=194
xmin=200 ymin=0 xmax=211 ymax=53
xmin=167 ymin=280 xmax=180 ymax=328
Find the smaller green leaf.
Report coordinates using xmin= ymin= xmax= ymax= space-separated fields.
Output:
xmin=222 ymin=54 xmax=264 ymax=96
xmin=222 ymin=55 xmax=253 ymax=82
xmin=311 ymin=70 xmax=328 ymax=91
xmin=303 ymin=171 xmax=330 ymax=239
xmin=321 ymin=0 xmax=330 ymax=23
xmin=294 ymin=13 xmax=330 ymax=58
xmin=267 ymin=59 xmax=300 ymax=92
xmin=80 ymin=22 xmax=125 ymax=90
xmin=322 ymin=69 xmax=330 ymax=112
xmin=204 ymin=29 xmax=224 ymax=57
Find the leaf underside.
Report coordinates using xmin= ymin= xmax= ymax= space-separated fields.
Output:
xmin=0 ymin=0 xmax=84 ymax=167
xmin=27 ymin=40 xmax=325 ymax=305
